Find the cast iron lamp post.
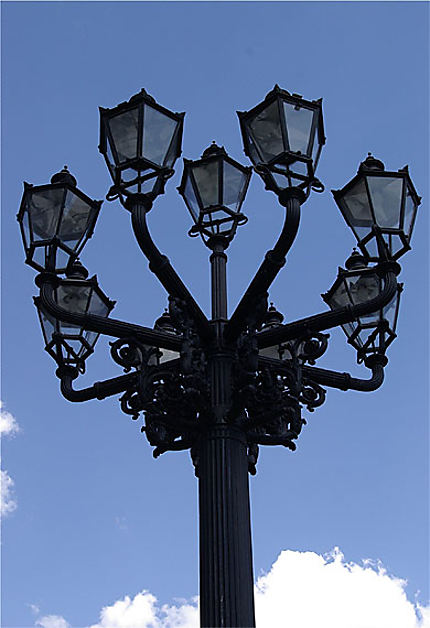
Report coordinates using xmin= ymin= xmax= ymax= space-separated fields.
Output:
xmin=18 ymin=85 xmax=421 ymax=628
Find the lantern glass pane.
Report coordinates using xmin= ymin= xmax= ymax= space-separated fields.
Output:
xmin=60 ymin=191 xmax=92 ymax=246
xmin=143 ymin=105 xmax=177 ymax=167
xmin=249 ymin=100 xmax=283 ymax=162
xmin=283 ymin=102 xmax=313 ymax=155
xmin=223 ymin=161 xmax=246 ymax=209
xmin=342 ymin=178 xmax=372 ymax=227
xmin=57 ymin=285 xmax=91 ymax=333
xmin=403 ymin=186 xmax=416 ymax=238
xmin=29 ymin=188 xmax=64 ymax=240
xmin=311 ymin=117 xmax=321 ymax=165
xmin=33 ymin=246 xmax=48 ymax=269
xmin=366 ymin=176 xmax=403 ymax=229
xmin=39 ymin=308 xmax=57 ymax=344
xmin=382 ymin=292 xmax=399 ymax=331
xmin=84 ymin=330 xmax=98 ymax=349
xmin=21 ymin=210 xmax=31 ymax=249
xmin=108 ymin=108 xmax=139 ymax=163
xmin=193 ymin=161 xmax=219 ymax=207
xmin=184 ymin=175 xmax=200 ymax=221
xmin=341 ymin=321 xmax=359 ymax=341
xmin=88 ymin=290 xmax=110 ymax=317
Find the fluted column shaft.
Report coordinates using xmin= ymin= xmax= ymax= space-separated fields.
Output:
xmin=198 ymin=425 xmax=256 ymax=628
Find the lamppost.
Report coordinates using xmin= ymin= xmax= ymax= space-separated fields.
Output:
xmin=18 ymin=85 xmax=421 ymax=628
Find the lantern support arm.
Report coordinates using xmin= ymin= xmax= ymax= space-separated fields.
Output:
xmin=302 ymin=356 xmax=386 ymax=392
xmin=129 ymin=198 xmax=214 ymax=344
xmin=224 ymin=193 xmax=302 ymax=344
xmin=56 ymin=366 xmax=137 ymax=403
xmin=258 ymin=353 xmax=386 ymax=392
xmin=36 ymin=274 xmax=182 ymax=352
xmin=257 ymin=262 xmax=400 ymax=350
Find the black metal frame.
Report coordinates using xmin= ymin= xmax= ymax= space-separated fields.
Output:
xmin=20 ymin=86 xmax=420 ymax=628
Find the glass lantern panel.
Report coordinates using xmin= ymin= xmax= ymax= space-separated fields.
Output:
xmin=311 ymin=117 xmax=320 ymax=164
xmin=39 ymin=308 xmax=57 ymax=344
xmin=88 ymin=291 xmax=110 ymax=317
xmin=32 ymin=246 xmax=48 ymax=269
xmin=57 ymin=284 xmax=91 ymax=317
xmin=223 ymin=162 xmax=246 ymax=210
xmin=367 ymin=176 xmax=403 ymax=229
xmin=382 ymin=292 xmax=399 ymax=331
xmin=60 ymin=191 xmax=92 ymax=246
xmin=341 ymin=321 xmax=359 ymax=342
xmin=29 ymin=188 xmax=65 ymax=240
xmin=193 ymin=161 xmax=220 ymax=208
xmin=108 ymin=108 xmax=139 ymax=163
xmin=183 ymin=175 xmax=200 ymax=221
xmin=63 ymin=338 xmax=85 ymax=357
xmin=249 ymin=100 xmax=284 ymax=162
xmin=83 ymin=330 xmax=98 ymax=348
xmin=142 ymin=105 xmax=177 ymax=167
xmin=328 ymin=279 xmax=351 ymax=309
xmin=348 ymin=273 xmax=380 ymax=324
xmin=403 ymin=186 xmax=417 ymax=239
xmin=206 ymin=209 xmax=228 ymax=223
xmin=21 ymin=210 xmax=31 ymax=249
xmin=283 ymin=102 xmax=313 ymax=155
xmin=341 ymin=178 xmax=372 ymax=227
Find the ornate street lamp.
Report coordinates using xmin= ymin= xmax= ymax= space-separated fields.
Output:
xmin=19 ymin=86 xmax=422 ymax=628
xmin=323 ymin=250 xmax=403 ymax=363
xmin=178 ymin=142 xmax=252 ymax=244
xmin=332 ymin=153 xmax=421 ymax=261
xmin=17 ymin=167 xmax=102 ymax=273
xmin=238 ymin=84 xmax=325 ymax=202
xmin=99 ymin=88 xmax=184 ymax=205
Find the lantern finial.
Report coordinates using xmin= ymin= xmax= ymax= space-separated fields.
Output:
xmin=50 ymin=166 xmax=77 ymax=186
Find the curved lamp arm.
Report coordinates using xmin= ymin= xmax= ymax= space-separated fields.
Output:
xmin=129 ymin=199 xmax=214 ymax=344
xmin=257 ymin=262 xmax=399 ymax=350
xmin=258 ymin=353 xmax=386 ymax=393
xmin=224 ymin=194 xmax=301 ymax=344
xmin=56 ymin=366 xmax=137 ymax=402
xmin=302 ymin=354 xmax=387 ymax=392
xmin=37 ymin=274 xmax=182 ymax=352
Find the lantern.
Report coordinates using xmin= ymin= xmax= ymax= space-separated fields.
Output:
xmin=99 ymin=88 xmax=184 ymax=201
xmin=34 ymin=261 xmax=114 ymax=371
xmin=323 ymin=250 xmax=402 ymax=362
xmin=237 ymin=85 xmax=325 ymax=197
xmin=332 ymin=154 xmax=421 ymax=261
xmin=178 ymin=142 xmax=251 ymax=243
xmin=17 ymin=167 xmax=102 ymax=273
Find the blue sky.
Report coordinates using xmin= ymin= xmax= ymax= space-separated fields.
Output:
xmin=1 ymin=2 xmax=429 ymax=627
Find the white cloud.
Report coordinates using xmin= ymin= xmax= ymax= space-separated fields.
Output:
xmin=87 ymin=591 xmax=199 ymax=628
xmin=0 ymin=401 xmax=20 ymax=436
xmin=0 ymin=402 xmax=20 ymax=517
xmin=35 ymin=616 xmax=71 ymax=628
xmin=1 ymin=468 xmax=17 ymax=516
xmin=33 ymin=548 xmax=430 ymax=628
xmin=254 ymin=547 xmax=429 ymax=628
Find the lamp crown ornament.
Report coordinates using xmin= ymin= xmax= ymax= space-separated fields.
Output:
xmin=359 ymin=152 xmax=385 ymax=172
xmin=50 ymin=165 xmax=77 ymax=186
xmin=202 ymin=141 xmax=227 ymax=158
